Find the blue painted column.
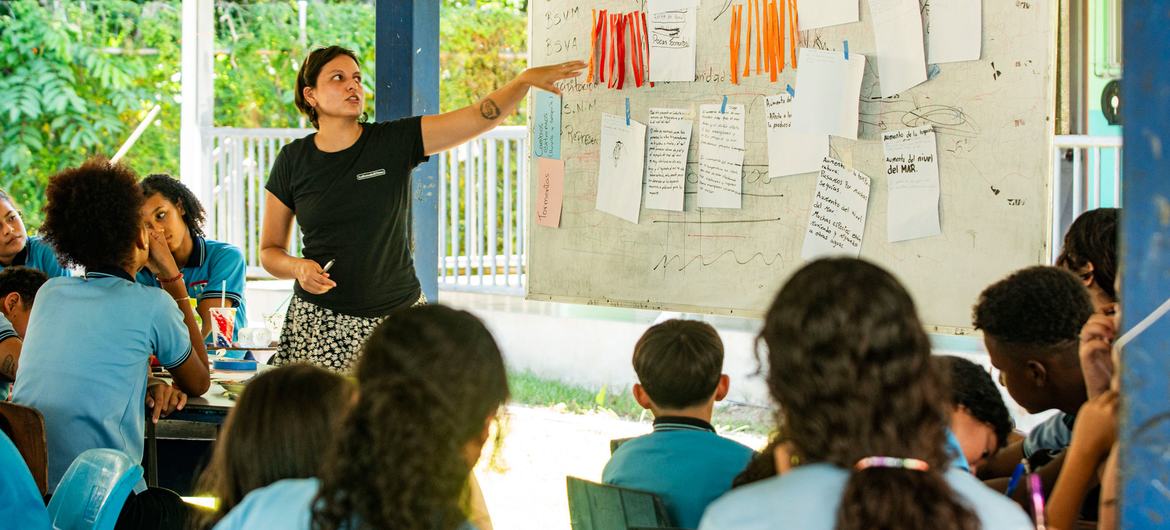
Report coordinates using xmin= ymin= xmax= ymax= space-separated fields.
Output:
xmin=377 ymin=0 xmax=440 ymax=302
xmin=1120 ymin=1 xmax=1170 ymax=526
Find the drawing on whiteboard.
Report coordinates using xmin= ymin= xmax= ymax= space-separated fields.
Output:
xmin=612 ymin=140 xmax=624 ymax=167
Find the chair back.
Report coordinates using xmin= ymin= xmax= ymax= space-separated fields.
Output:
xmin=47 ymin=448 xmax=142 ymax=530
xmin=566 ymin=476 xmax=672 ymax=530
xmin=0 ymin=401 xmax=48 ymax=495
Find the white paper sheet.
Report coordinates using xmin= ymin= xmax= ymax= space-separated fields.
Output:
xmin=765 ymin=94 xmax=827 ymax=179
xmin=648 ymin=0 xmax=699 ymax=82
xmin=646 ymin=108 xmax=693 ymax=211
xmin=802 ymin=157 xmax=872 ymax=260
xmin=596 ymin=113 xmax=647 ymax=224
xmin=868 ymin=0 xmax=927 ymax=97
xmin=883 ymin=125 xmax=942 ymax=242
xmin=796 ymin=0 xmax=859 ymax=29
xmin=791 ymin=48 xmax=866 ymax=140
xmin=926 ymin=0 xmax=982 ymax=64
xmin=697 ymin=104 xmax=745 ymax=209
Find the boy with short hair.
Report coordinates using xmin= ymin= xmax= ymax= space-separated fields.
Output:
xmin=0 ymin=266 xmax=48 ymax=386
xmin=603 ymin=320 xmax=753 ymax=529
xmin=971 ymin=266 xmax=1095 ymax=506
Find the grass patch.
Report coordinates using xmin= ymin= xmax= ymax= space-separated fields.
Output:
xmin=507 ymin=370 xmax=773 ymax=436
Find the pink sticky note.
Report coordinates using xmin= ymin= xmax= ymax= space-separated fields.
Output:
xmin=536 ymin=158 xmax=565 ymax=228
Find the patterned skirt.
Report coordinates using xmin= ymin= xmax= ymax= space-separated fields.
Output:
xmin=272 ymin=291 xmax=426 ymax=373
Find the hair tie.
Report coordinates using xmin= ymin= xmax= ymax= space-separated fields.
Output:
xmin=854 ymin=456 xmax=930 ymax=472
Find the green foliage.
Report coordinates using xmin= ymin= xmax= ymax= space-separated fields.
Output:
xmin=440 ymin=3 xmax=527 ymax=124
xmin=0 ymin=0 xmax=182 ymax=228
xmin=0 ymin=0 xmax=527 ymax=230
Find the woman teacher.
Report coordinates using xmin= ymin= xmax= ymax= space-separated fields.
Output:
xmin=262 ymin=46 xmax=583 ymax=371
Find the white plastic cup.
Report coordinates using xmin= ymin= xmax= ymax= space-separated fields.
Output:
xmin=209 ymin=307 xmax=237 ymax=348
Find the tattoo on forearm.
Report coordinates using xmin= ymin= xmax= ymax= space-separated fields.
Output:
xmin=480 ymin=98 xmax=501 ymax=120
xmin=1 ymin=354 xmax=13 ymax=377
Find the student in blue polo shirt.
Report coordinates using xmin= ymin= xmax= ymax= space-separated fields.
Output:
xmin=12 ymin=158 xmax=210 ymax=529
xmin=0 ymin=190 xmax=69 ymax=278
xmin=0 ymin=431 xmax=50 ymax=529
xmin=700 ymin=259 xmax=1031 ymax=530
xmin=0 ymin=267 xmax=48 ymax=399
xmin=602 ymin=319 xmax=754 ymax=529
xmin=138 ymin=174 xmax=248 ymax=342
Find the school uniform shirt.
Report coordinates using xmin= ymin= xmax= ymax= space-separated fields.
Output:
xmin=698 ymin=463 xmax=1033 ymax=530
xmin=603 ymin=416 xmax=755 ymax=529
xmin=1023 ymin=412 xmax=1076 ymax=459
xmin=4 ymin=236 xmax=70 ymax=278
xmin=136 ymin=235 xmax=248 ymax=339
xmin=0 ymin=431 xmax=50 ymax=530
xmin=211 ymin=478 xmax=479 ymax=530
xmin=945 ymin=429 xmax=971 ymax=472
xmin=12 ymin=268 xmax=192 ymax=492
xmin=266 ymin=117 xmax=429 ymax=318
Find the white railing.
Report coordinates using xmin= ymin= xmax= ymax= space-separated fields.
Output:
xmin=205 ymin=125 xmax=530 ymax=294
xmin=437 ymin=126 xmax=528 ymax=294
xmin=1050 ymin=134 xmax=1123 ymax=262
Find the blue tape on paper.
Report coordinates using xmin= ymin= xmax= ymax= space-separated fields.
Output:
xmin=625 ymin=97 xmax=630 ymax=126
xmin=786 ymin=84 xmax=795 ymax=97
xmin=721 ymin=95 xmax=728 ymax=113
xmin=844 ymin=40 xmax=850 ymax=60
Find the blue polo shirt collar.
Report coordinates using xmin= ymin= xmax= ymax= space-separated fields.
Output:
xmin=652 ymin=415 xmax=716 ymax=433
xmin=11 ymin=241 xmax=29 ymax=266
xmin=185 ymin=234 xmax=207 ymax=268
xmin=84 ymin=266 xmax=135 ymax=282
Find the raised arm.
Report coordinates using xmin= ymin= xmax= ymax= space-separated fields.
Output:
xmin=420 ymin=61 xmax=585 ymax=156
xmin=259 ymin=192 xmax=336 ymax=294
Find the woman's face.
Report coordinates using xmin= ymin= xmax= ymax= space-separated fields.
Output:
xmin=306 ymin=55 xmax=365 ymax=123
xmin=141 ymin=193 xmax=188 ymax=255
xmin=0 ymin=199 xmax=28 ymax=261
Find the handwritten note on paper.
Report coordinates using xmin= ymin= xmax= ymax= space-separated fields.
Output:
xmin=648 ymin=0 xmax=699 ymax=82
xmin=697 ymin=104 xmax=746 ymax=209
xmin=791 ymin=48 xmax=866 ymax=140
xmin=884 ymin=126 xmax=942 ymax=242
xmin=796 ymin=0 xmax=859 ymax=29
xmin=646 ymin=108 xmax=692 ymax=211
xmin=926 ymin=0 xmax=982 ymax=64
xmin=535 ymin=158 xmax=565 ymax=228
xmin=533 ymin=90 xmax=562 ymax=159
xmin=868 ymin=0 xmax=927 ymax=97
xmin=596 ymin=113 xmax=647 ymax=224
xmin=765 ymin=94 xmax=827 ymax=179
xmin=801 ymin=158 xmax=872 ymax=261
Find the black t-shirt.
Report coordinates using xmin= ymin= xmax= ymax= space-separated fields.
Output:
xmin=267 ymin=118 xmax=428 ymax=317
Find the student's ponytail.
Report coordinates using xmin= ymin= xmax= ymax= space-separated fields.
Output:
xmin=761 ymin=258 xmax=980 ymax=530
xmin=313 ymin=305 xmax=508 ymax=530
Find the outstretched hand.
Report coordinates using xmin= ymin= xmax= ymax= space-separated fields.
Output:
xmin=520 ymin=61 xmax=587 ymax=95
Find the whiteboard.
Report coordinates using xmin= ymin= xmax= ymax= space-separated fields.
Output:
xmin=527 ymin=1 xmax=1056 ymax=333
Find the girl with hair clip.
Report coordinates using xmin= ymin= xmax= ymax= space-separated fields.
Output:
xmin=138 ymin=174 xmax=248 ymax=342
xmin=189 ymin=364 xmax=354 ymax=530
xmin=700 ymin=258 xmax=1031 ymax=530
xmin=212 ymin=304 xmax=508 ymax=530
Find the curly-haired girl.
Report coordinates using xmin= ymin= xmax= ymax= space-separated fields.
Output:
xmin=700 ymin=258 xmax=1031 ymax=530
xmin=138 ymin=174 xmax=248 ymax=342
xmin=212 ymin=304 xmax=507 ymax=530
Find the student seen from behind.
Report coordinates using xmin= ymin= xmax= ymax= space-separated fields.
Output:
xmin=12 ymin=158 xmax=210 ymax=529
xmin=213 ymin=305 xmax=507 ymax=530
xmin=972 ymin=266 xmax=1095 ymax=510
xmin=190 ymin=364 xmax=354 ymax=530
xmin=0 ymin=266 xmax=48 ymax=384
xmin=700 ymin=258 xmax=1031 ymax=530
xmin=602 ymin=319 xmax=753 ymax=529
